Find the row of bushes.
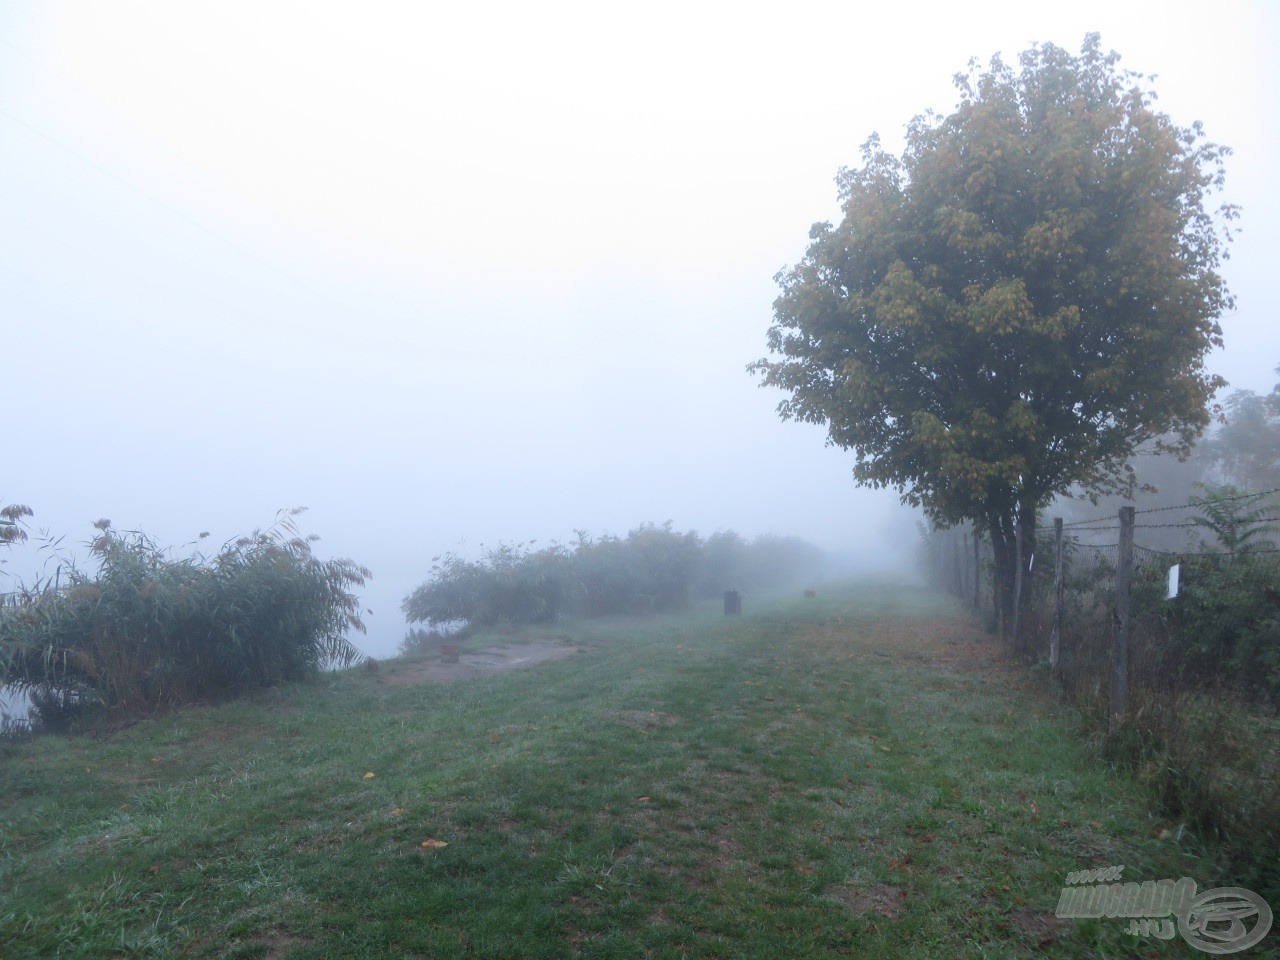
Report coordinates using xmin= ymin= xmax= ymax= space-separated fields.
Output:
xmin=0 ymin=510 xmax=369 ymax=724
xmin=401 ymin=523 xmax=826 ymax=629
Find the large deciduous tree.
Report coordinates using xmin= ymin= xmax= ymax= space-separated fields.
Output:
xmin=750 ymin=35 xmax=1235 ymax=637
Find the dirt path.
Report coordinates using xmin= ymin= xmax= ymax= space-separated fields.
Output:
xmin=376 ymin=638 xmax=585 ymax=685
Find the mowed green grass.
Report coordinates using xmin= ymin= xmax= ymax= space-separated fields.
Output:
xmin=0 ymin=581 xmax=1237 ymax=959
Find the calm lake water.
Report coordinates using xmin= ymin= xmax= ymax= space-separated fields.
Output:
xmin=0 ymin=684 xmax=32 ymax=724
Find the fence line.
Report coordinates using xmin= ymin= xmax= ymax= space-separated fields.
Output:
xmin=924 ymin=489 xmax=1280 ymax=719
xmin=926 ymin=494 xmax=1280 ymax=879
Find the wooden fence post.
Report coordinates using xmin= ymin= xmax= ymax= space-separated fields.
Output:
xmin=1012 ymin=514 xmax=1024 ymax=653
xmin=1110 ymin=506 xmax=1135 ymax=732
xmin=952 ymin=532 xmax=962 ymax=597
xmin=972 ymin=526 xmax=981 ymax=612
xmin=1050 ymin=518 xmax=1063 ymax=672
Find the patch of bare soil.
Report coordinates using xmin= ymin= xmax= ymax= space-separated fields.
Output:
xmin=378 ymin=639 xmax=585 ymax=685
xmin=1004 ymin=908 xmax=1060 ymax=949
xmin=827 ymin=883 xmax=907 ymax=919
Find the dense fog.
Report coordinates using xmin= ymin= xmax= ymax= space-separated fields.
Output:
xmin=1 ymin=2 xmax=1276 ymax=659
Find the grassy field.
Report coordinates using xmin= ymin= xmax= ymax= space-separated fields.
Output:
xmin=0 ymin=580 xmax=1258 ymax=959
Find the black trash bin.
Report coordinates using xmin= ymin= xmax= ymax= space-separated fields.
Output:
xmin=723 ymin=589 xmax=741 ymax=615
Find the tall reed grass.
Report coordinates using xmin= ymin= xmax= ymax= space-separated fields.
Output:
xmin=0 ymin=509 xmax=369 ymax=724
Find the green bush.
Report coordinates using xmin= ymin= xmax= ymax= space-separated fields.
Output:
xmin=403 ymin=523 xmax=827 ymax=628
xmin=1043 ymin=513 xmax=1280 ymax=898
xmin=571 ymin=533 xmax=645 ymax=618
xmin=560 ymin=524 xmax=705 ymax=618
xmin=1157 ymin=554 xmax=1279 ymax=704
xmin=403 ymin=543 xmax=573 ymax=628
xmin=0 ymin=510 xmax=369 ymax=721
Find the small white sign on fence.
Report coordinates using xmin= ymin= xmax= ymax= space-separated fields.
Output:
xmin=1167 ymin=563 xmax=1180 ymax=600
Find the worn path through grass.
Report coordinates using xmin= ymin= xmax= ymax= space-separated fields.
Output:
xmin=0 ymin=581 xmax=1247 ymax=958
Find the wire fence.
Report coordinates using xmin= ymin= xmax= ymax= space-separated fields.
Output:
xmin=923 ymin=493 xmax=1280 ymax=871
xmin=926 ymin=488 xmax=1280 ymax=706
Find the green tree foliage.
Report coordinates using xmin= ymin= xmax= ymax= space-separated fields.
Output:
xmin=750 ymin=35 xmax=1234 ymax=633
xmin=1201 ymin=366 xmax=1280 ymax=491
xmin=0 ymin=510 xmax=369 ymax=721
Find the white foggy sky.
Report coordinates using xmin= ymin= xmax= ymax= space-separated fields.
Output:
xmin=2 ymin=1 xmax=1277 ymax=656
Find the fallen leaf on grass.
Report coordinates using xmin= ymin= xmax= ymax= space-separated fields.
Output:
xmin=390 ymin=808 xmax=406 ymax=815
xmin=363 ymin=772 xmax=376 ymax=779
xmin=637 ymin=796 xmax=651 ymax=802
xmin=421 ymin=839 xmax=449 ymax=849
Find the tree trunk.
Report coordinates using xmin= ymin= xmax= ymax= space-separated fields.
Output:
xmin=1014 ymin=500 xmax=1037 ymax=655
xmin=988 ymin=512 xmax=1017 ymax=640
xmin=985 ymin=501 xmax=1037 ymax=647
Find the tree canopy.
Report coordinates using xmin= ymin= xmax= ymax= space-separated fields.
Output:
xmin=750 ymin=34 xmax=1235 ymax=632
xmin=1201 ymin=366 xmax=1280 ymax=492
